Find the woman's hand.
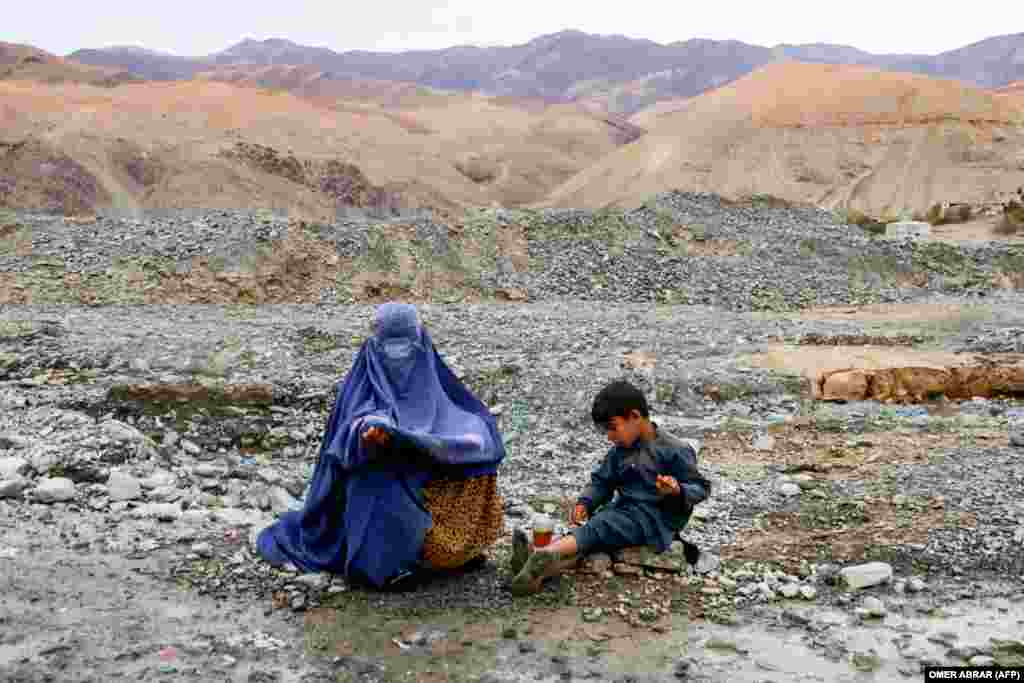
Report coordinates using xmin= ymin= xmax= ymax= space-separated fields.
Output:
xmin=361 ymin=425 xmax=391 ymax=447
xmin=656 ymin=474 xmax=681 ymax=497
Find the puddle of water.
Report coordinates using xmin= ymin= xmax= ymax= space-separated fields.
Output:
xmin=583 ymin=597 xmax=1024 ymax=682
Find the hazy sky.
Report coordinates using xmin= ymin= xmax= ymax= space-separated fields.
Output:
xmin=6 ymin=0 xmax=1020 ymax=57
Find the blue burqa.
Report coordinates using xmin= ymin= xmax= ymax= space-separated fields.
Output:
xmin=256 ymin=303 xmax=505 ymax=587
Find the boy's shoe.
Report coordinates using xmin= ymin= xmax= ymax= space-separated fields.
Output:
xmin=509 ymin=528 xmax=530 ymax=575
xmin=510 ymin=550 xmax=558 ymax=596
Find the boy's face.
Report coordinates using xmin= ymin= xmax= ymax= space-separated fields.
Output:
xmin=602 ymin=410 xmax=646 ymax=448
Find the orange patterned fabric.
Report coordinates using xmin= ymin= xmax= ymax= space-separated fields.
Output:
xmin=420 ymin=474 xmax=504 ymax=570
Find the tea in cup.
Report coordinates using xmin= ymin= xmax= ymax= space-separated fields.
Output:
xmin=532 ymin=516 xmax=554 ymax=548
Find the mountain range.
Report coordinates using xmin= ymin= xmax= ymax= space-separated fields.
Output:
xmin=67 ymin=30 xmax=1024 ymax=114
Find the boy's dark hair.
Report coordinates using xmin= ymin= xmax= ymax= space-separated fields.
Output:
xmin=591 ymin=380 xmax=650 ymax=426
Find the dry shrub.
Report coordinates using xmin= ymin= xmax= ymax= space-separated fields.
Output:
xmin=925 ymin=203 xmax=973 ymax=226
xmin=996 ymin=199 xmax=1024 ymax=235
xmin=453 ymin=157 xmax=498 ymax=184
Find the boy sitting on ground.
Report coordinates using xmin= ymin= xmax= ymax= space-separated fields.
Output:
xmin=510 ymin=380 xmax=711 ymax=596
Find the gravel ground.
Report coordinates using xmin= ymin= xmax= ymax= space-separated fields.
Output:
xmin=2 ymin=196 xmax=1024 ymax=681
xmin=2 ymin=298 xmax=1024 ymax=682
xmin=4 ymin=192 xmax=1024 ymax=311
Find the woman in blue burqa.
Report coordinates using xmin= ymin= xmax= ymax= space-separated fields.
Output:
xmin=256 ymin=303 xmax=506 ymax=588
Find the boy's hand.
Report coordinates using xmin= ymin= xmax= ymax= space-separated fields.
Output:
xmin=656 ymin=475 xmax=681 ymax=497
xmin=361 ymin=426 xmax=391 ymax=447
xmin=572 ymin=504 xmax=589 ymax=525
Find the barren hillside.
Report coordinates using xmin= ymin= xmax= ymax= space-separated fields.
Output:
xmin=542 ymin=62 xmax=1024 ymax=218
xmin=0 ymin=42 xmax=138 ymax=86
xmin=0 ymin=63 xmax=639 ymax=215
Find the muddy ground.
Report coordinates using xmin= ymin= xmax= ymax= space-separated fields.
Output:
xmin=1 ymin=300 xmax=1023 ymax=683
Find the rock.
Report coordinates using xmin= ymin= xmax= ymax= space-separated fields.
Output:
xmin=257 ymin=469 xmax=281 ymax=486
xmin=140 ymin=471 xmax=177 ymax=490
xmin=799 ymin=585 xmax=817 ymax=600
xmin=0 ymin=456 xmax=30 ymax=479
xmin=182 ymin=440 xmax=201 ymax=456
xmin=30 ymin=477 xmax=76 ymax=503
xmin=106 ymin=471 xmax=142 ymax=501
xmin=859 ymin=596 xmax=887 ymax=618
xmin=617 ymin=544 xmax=688 ymax=572
xmin=1010 ymin=428 xmax=1024 ymax=448
xmin=752 ymin=434 xmax=775 ymax=451
xmin=838 ymin=562 xmax=893 ymax=590
xmin=193 ymin=464 xmax=224 ymax=478
xmin=778 ymin=482 xmax=801 ymax=497
xmin=779 ymin=584 xmax=800 ymax=599
xmin=101 ymin=420 xmax=148 ymax=444
xmin=0 ymin=477 xmax=30 ymax=499
xmin=612 ymin=563 xmax=643 ymax=576
xmin=673 ymin=658 xmax=693 ymax=678
xmin=147 ymin=486 xmax=183 ymax=503
xmin=885 ymin=221 xmax=931 ymax=240
xmin=191 ymin=542 xmax=214 ymax=558
xmin=269 ymin=486 xmax=300 ymax=514
xmin=578 ymin=553 xmax=613 ymax=574
xmin=906 ymin=577 xmax=927 ymax=593
xmin=134 ymin=503 xmax=181 ymax=522
xmin=694 ymin=552 xmax=721 ymax=575
xmin=893 ymin=579 xmax=907 ymax=594
xmin=0 ymin=434 xmax=31 ymax=451
xmin=293 ymin=574 xmax=329 ymax=591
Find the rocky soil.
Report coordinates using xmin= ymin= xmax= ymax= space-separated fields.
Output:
xmin=2 ymin=196 xmax=1024 ymax=682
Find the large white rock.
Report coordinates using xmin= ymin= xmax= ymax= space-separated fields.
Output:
xmin=31 ymin=477 xmax=77 ymax=503
xmin=885 ymin=221 xmax=931 ymax=241
xmin=106 ymin=471 xmax=142 ymax=501
xmin=838 ymin=562 xmax=893 ymax=590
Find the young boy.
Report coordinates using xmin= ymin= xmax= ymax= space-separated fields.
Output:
xmin=510 ymin=380 xmax=711 ymax=596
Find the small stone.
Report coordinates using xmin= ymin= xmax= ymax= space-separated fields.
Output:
xmin=861 ymin=596 xmax=887 ymax=617
xmin=799 ymin=585 xmax=817 ymax=600
xmin=969 ymin=655 xmax=995 ymax=667
xmin=293 ymin=573 xmax=329 ymax=591
xmin=135 ymin=503 xmax=181 ymax=522
xmin=778 ymin=482 xmax=801 ymax=497
xmin=673 ymin=658 xmax=692 ymax=678
xmin=182 ymin=440 xmax=201 ymax=456
xmin=191 ymin=542 xmax=214 ymax=558
xmin=776 ymin=583 xmax=798 ymax=599
xmin=579 ymin=553 xmax=613 ymax=574
xmin=906 ymin=577 xmax=927 ymax=593
xmin=147 ymin=486 xmax=182 ymax=503
xmin=753 ymin=434 xmax=775 ymax=451
xmin=1010 ymin=429 xmax=1024 ymax=448
xmin=290 ymin=595 xmax=306 ymax=611
xmin=193 ymin=464 xmax=223 ymax=478
xmin=893 ymin=579 xmax=907 ymax=595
